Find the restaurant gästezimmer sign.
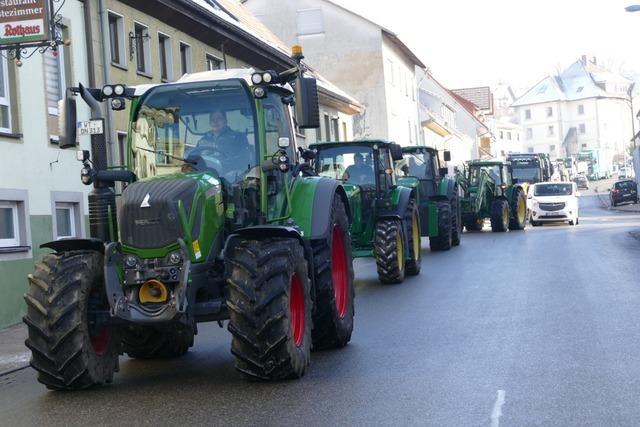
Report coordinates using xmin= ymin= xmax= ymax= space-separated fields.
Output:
xmin=0 ymin=0 xmax=48 ymax=46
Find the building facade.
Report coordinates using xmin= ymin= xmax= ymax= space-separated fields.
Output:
xmin=243 ymin=0 xmax=423 ymax=145
xmin=0 ymin=1 xmax=92 ymax=328
xmin=512 ymin=57 xmax=633 ymax=162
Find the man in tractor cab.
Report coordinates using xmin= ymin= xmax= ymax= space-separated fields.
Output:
xmin=343 ymin=153 xmax=374 ymax=184
xmin=186 ymin=109 xmax=253 ymax=181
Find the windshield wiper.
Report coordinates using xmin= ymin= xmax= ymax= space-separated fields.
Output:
xmin=135 ymin=146 xmax=197 ymax=165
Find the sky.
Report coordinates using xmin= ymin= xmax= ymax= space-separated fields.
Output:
xmin=331 ymin=0 xmax=640 ymax=92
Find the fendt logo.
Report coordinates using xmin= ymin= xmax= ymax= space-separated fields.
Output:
xmin=140 ymin=193 xmax=151 ymax=208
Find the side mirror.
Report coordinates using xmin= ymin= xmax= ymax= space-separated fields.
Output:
xmin=390 ymin=143 xmax=403 ymax=161
xmin=438 ymin=167 xmax=448 ymax=178
xmin=58 ymin=95 xmax=77 ymax=149
xmin=278 ymin=137 xmax=290 ymax=149
xmin=443 ymin=150 xmax=451 ymax=162
xmin=294 ymin=77 xmax=320 ymax=129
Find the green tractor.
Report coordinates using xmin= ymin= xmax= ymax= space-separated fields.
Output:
xmin=457 ymin=160 xmax=528 ymax=232
xmin=395 ymin=146 xmax=462 ymax=251
xmin=23 ymin=49 xmax=356 ymax=390
xmin=310 ymin=140 xmax=421 ymax=284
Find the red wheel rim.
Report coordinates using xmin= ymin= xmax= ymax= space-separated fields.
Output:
xmin=331 ymin=225 xmax=349 ymax=318
xmin=90 ymin=327 xmax=112 ymax=356
xmin=290 ymin=273 xmax=305 ymax=347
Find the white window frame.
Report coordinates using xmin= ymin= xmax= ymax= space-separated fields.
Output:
xmin=524 ymin=109 xmax=531 ymax=120
xmin=0 ymin=201 xmax=19 ymax=247
xmin=46 ymin=28 xmax=66 ymax=116
xmin=547 ymin=125 xmax=554 ymax=137
xmin=54 ymin=202 xmax=76 ymax=239
xmin=578 ymin=104 xmax=584 ymax=115
xmin=205 ymin=53 xmax=222 ymax=71
xmin=296 ymin=8 xmax=324 ymax=36
xmin=158 ymin=31 xmax=173 ymax=81
xmin=107 ymin=10 xmax=126 ymax=67
xmin=179 ymin=41 xmax=192 ymax=75
xmin=579 ymin=123 xmax=586 ymax=134
xmin=134 ymin=21 xmax=151 ymax=76
xmin=0 ymin=56 xmax=11 ymax=133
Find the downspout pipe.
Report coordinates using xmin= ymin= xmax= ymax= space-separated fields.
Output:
xmin=98 ymin=0 xmax=116 ymax=167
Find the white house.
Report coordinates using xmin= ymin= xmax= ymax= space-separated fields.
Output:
xmin=512 ymin=56 xmax=633 ymax=162
xmin=242 ymin=0 xmax=424 ymax=145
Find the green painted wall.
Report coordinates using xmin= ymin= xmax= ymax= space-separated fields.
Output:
xmin=0 ymin=216 xmax=53 ymax=328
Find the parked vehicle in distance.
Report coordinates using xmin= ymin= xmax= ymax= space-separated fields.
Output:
xmin=618 ymin=167 xmax=634 ymax=180
xmin=573 ymin=174 xmax=589 ymax=190
xmin=529 ymin=182 xmax=580 ymax=226
xmin=610 ymin=179 xmax=638 ymax=206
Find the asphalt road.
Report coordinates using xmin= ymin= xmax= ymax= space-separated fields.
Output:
xmin=2 ymin=194 xmax=640 ymax=427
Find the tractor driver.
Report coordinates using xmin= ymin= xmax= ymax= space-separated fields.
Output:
xmin=187 ymin=109 xmax=253 ymax=181
xmin=343 ymin=153 xmax=374 ymax=185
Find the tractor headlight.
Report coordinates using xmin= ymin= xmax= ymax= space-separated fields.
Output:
xmin=251 ymin=73 xmax=263 ymax=85
xmin=253 ymin=86 xmax=266 ymax=99
xmin=102 ymin=85 xmax=114 ymax=97
xmin=113 ymin=84 xmax=126 ymax=96
xmin=124 ymin=254 xmax=139 ymax=268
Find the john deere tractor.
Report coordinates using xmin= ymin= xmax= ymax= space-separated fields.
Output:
xmin=310 ymin=140 xmax=421 ymax=284
xmin=395 ymin=146 xmax=462 ymax=251
xmin=457 ymin=160 xmax=527 ymax=232
xmin=23 ymin=48 xmax=356 ymax=390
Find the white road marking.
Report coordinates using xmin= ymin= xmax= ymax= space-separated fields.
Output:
xmin=491 ymin=389 xmax=506 ymax=427
xmin=0 ymin=353 xmax=30 ymax=366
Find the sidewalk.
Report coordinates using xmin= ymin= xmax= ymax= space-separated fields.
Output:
xmin=0 ymin=322 xmax=29 ymax=375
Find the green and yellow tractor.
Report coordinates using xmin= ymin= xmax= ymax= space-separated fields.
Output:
xmin=395 ymin=146 xmax=462 ymax=251
xmin=23 ymin=48 xmax=356 ymax=390
xmin=457 ymin=160 xmax=527 ymax=232
xmin=310 ymin=140 xmax=421 ymax=284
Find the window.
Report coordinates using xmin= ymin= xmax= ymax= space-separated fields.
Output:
xmin=528 ymin=146 xmax=534 ymax=153
xmin=525 ymin=109 xmax=531 ymax=120
xmin=55 ymin=203 xmax=76 ymax=239
xmin=581 ymin=143 xmax=587 ymax=149
xmin=576 ymin=86 xmax=584 ymax=93
xmin=507 ymin=132 xmax=512 ymax=140
xmin=331 ymin=117 xmax=339 ymax=141
xmin=517 ymin=133 xmax=520 ymax=141
xmin=0 ymin=201 xmax=19 ymax=247
xmin=546 ymin=106 xmax=553 ymax=117
xmin=550 ymin=145 xmax=556 ymax=152
xmin=117 ymin=132 xmax=127 ymax=167
xmin=158 ymin=33 xmax=172 ymax=81
xmin=499 ymin=131 xmax=504 ymax=139
xmin=134 ymin=22 xmax=151 ymax=75
xmin=179 ymin=42 xmax=192 ymax=75
xmin=547 ymin=125 xmax=554 ymax=136
xmin=0 ymin=57 xmax=11 ymax=132
xmin=526 ymin=128 xmax=533 ymax=139
xmin=323 ymin=114 xmax=330 ymax=140
xmin=44 ymin=36 xmax=65 ymax=115
xmin=108 ymin=12 xmax=125 ymax=66
xmin=296 ymin=8 xmax=323 ymax=36
xmin=579 ymin=123 xmax=586 ymax=134
xmin=578 ymin=104 xmax=584 ymax=115
xmin=536 ymin=85 xmax=547 ymax=94
xmin=342 ymin=122 xmax=348 ymax=141
xmin=206 ymin=54 xmax=222 ymax=71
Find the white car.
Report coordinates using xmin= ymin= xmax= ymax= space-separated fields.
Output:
xmin=528 ymin=182 xmax=579 ymax=226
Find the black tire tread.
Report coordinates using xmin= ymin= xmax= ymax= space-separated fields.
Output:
xmin=121 ymin=325 xmax=194 ymax=359
xmin=405 ymin=198 xmax=422 ymax=276
xmin=374 ymin=220 xmax=405 ymax=284
xmin=429 ymin=201 xmax=452 ymax=251
xmin=490 ymin=199 xmax=509 ymax=232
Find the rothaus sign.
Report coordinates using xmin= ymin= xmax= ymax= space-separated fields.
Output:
xmin=0 ymin=0 xmax=49 ymax=46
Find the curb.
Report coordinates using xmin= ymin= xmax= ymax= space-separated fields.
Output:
xmin=0 ymin=364 xmax=29 ymax=378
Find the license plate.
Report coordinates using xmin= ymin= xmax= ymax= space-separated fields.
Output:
xmin=77 ymin=120 xmax=104 ymax=136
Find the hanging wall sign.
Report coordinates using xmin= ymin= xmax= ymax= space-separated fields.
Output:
xmin=0 ymin=0 xmax=49 ymax=46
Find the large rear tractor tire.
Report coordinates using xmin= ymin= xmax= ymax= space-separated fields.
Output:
xmin=451 ymin=191 xmax=462 ymax=246
xmin=429 ymin=201 xmax=452 ymax=251
xmin=374 ymin=219 xmax=406 ymax=284
xmin=121 ymin=324 xmax=194 ymax=359
xmin=464 ymin=217 xmax=484 ymax=231
xmin=509 ymin=189 xmax=527 ymax=230
xmin=226 ymin=238 xmax=312 ymax=380
xmin=311 ymin=195 xmax=355 ymax=350
xmin=23 ymin=251 xmax=119 ymax=390
xmin=490 ymin=199 xmax=510 ymax=232
xmin=404 ymin=198 xmax=422 ymax=276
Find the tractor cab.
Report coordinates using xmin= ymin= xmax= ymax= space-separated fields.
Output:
xmin=395 ymin=146 xmax=450 ymax=199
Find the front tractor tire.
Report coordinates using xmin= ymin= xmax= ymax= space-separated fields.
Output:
xmin=429 ymin=201 xmax=452 ymax=251
xmin=464 ymin=217 xmax=485 ymax=232
xmin=509 ymin=189 xmax=527 ymax=230
xmin=490 ymin=199 xmax=510 ymax=232
xmin=374 ymin=219 xmax=406 ymax=284
xmin=23 ymin=251 xmax=119 ymax=390
xmin=121 ymin=324 xmax=194 ymax=359
xmin=226 ymin=238 xmax=312 ymax=380
xmin=311 ymin=195 xmax=355 ymax=350
xmin=404 ymin=198 xmax=422 ymax=276
xmin=451 ymin=192 xmax=462 ymax=246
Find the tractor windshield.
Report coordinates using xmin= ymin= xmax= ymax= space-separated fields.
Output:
xmin=469 ymin=165 xmax=504 ymax=186
xmin=130 ymin=79 xmax=257 ymax=183
xmin=315 ymin=146 xmax=376 ymax=185
xmin=396 ymin=151 xmax=435 ymax=179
